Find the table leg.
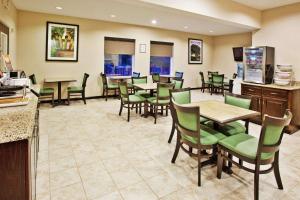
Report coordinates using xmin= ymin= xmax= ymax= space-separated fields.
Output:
xmin=57 ymin=81 xmax=62 ymax=104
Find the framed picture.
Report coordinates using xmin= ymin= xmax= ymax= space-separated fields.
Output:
xmin=139 ymin=44 xmax=146 ymax=53
xmin=188 ymin=38 xmax=203 ymax=64
xmin=46 ymin=22 xmax=79 ymax=62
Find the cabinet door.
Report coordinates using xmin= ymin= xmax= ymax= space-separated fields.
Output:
xmin=30 ymin=126 xmax=37 ymax=200
xmin=250 ymin=95 xmax=262 ymax=113
xmin=263 ymin=98 xmax=287 ymax=118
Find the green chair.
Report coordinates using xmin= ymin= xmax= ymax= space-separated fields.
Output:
xmin=118 ymin=82 xmax=145 ymax=122
xmin=211 ymin=74 xmax=224 ymax=95
xmin=217 ymin=110 xmax=292 ymax=200
xmin=168 ymin=88 xmax=209 ymax=143
xmin=174 ymin=71 xmax=184 ymax=80
xmin=199 ymin=72 xmax=211 ymax=93
xmin=67 ymin=73 xmax=89 ymax=105
xmin=171 ymin=100 xmax=226 ymax=186
xmin=205 ymin=92 xmax=252 ymax=136
xmin=172 ymin=79 xmax=184 ymax=89
xmin=224 ymin=79 xmax=234 ymax=93
xmin=132 ymin=76 xmax=151 ymax=98
xmin=127 ymin=72 xmax=140 ymax=92
xmin=100 ymin=73 xmax=119 ymax=101
xmin=208 ymin=71 xmax=218 ymax=82
xmin=29 ymin=74 xmax=54 ymax=106
xmin=147 ymin=83 xmax=174 ymax=124
xmin=152 ymin=73 xmax=160 ymax=83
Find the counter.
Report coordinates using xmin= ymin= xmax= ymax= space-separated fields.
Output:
xmin=242 ymin=81 xmax=300 ymax=90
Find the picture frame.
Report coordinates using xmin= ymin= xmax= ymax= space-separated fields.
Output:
xmin=139 ymin=44 xmax=146 ymax=53
xmin=188 ymin=38 xmax=203 ymax=64
xmin=46 ymin=21 xmax=79 ymax=62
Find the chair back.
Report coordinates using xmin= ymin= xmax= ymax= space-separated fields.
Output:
xmin=82 ymin=73 xmax=90 ymax=88
xmin=29 ymin=74 xmax=37 ymax=85
xmin=212 ymin=74 xmax=224 ymax=86
xmin=208 ymin=71 xmax=218 ymax=76
xmin=132 ymin=72 xmax=140 ymax=78
xmin=172 ymin=100 xmax=201 ymax=147
xmin=132 ymin=76 xmax=147 ymax=84
xmin=233 ymin=73 xmax=237 ymax=79
xmin=175 ymin=71 xmax=184 ymax=80
xmin=170 ymin=88 xmax=191 ymax=105
xmin=257 ymin=110 xmax=292 ymax=160
xmin=224 ymin=92 xmax=251 ymax=109
xmin=157 ymin=83 xmax=174 ymax=99
xmin=228 ymin=79 xmax=234 ymax=93
xmin=152 ymin=73 xmax=160 ymax=83
xmin=100 ymin=73 xmax=108 ymax=86
xmin=172 ymin=79 xmax=184 ymax=89
xmin=119 ymin=82 xmax=129 ymax=100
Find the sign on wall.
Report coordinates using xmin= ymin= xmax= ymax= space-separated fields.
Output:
xmin=46 ymin=22 xmax=79 ymax=62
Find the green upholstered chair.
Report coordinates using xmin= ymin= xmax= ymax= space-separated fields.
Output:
xmin=172 ymin=79 xmax=184 ymax=89
xmin=174 ymin=71 xmax=184 ymax=80
xmin=118 ymin=82 xmax=145 ymax=122
xmin=132 ymin=76 xmax=150 ymax=98
xmin=100 ymin=73 xmax=119 ymax=101
xmin=127 ymin=72 xmax=140 ymax=92
xmin=67 ymin=73 xmax=89 ymax=105
xmin=199 ymin=72 xmax=211 ymax=93
xmin=224 ymin=79 xmax=234 ymax=93
xmin=211 ymin=74 xmax=224 ymax=95
xmin=217 ymin=110 xmax=292 ymax=200
xmin=168 ymin=88 xmax=209 ymax=143
xmin=147 ymin=83 xmax=174 ymax=124
xmin=152 ymin=73 xmax=160 ymax=83
xmin=171 ymin=100 xmax=226 ymax=186
xmin=29 ymin=74 xmax=54 ymax=106
xmin=205 ymin=92 xmax=252 ymax=136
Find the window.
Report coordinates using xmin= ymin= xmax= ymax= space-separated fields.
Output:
xmin=150 ymin=41 xmax=173 ymax=75
xmin=104 ymin=37 xmax=135 ymax=76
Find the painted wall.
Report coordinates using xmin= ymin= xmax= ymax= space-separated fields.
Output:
xmin=253 ymin=3 xmax=300 ymax=80
xmin=0 ymin=0 xmax=18 ymax=65
xmin=17 ymin=11 xmax=213 ymax=98
xmin=212 ymin=32 xmax=252 ymax=77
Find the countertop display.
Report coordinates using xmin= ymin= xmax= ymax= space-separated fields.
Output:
xmin=242 ymin=81 xmax=300 ymax=90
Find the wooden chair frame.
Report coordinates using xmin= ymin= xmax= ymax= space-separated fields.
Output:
xmin=152 ymin=73 xmax=160 ymax=83
xmin=217 ymin=110 xmax=292 ymax=200
xmin=67 ymin=73 xmax=89 ymax=105
xmin=210 ymin=74 xmax=225 ymax=95
xmin=100 ymin=73 xmax=118 ymax=101
xmin=29 ymin=74 xmax=54 ymax=106
xmin=171 ymin=100 xmax=218 ymax=186
xmin=199 ymin=72 xmax=210 ymax=93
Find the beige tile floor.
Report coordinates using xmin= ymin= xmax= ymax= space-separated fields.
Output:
xmin=37 ymin=91 xmax=300 ymax=200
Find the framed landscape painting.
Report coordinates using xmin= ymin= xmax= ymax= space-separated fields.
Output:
xmin=46 ymin=22 xmax=79 ymax=62
xmin=188 ymin=38 xmax=203 ymax=64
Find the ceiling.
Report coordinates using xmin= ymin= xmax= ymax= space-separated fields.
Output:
xmin=233 ymin=0 xmax=300 ymax=10
xmin=12 ymin=0 xmax=257 ymax=36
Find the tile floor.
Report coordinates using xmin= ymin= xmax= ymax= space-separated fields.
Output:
xmin=36 ymin=91 xmax=300 ymax=200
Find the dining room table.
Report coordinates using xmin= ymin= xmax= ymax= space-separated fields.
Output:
xmin=108 ymin=75 xmax=131 ymax=82
xmin=160 ymin=75 xmax=176 ymax=83
xmin=44 ymin=77 xmax=76 ymax=106
xmin=181 ymin=100 xmax=260 ymax=171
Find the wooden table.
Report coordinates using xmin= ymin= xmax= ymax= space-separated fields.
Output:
xmin=182 ymin=100 xmax=260 ymax=124
xmin=133 ymin=83 xmax=157 ymax=96
xmin=160 ymin=75 xmax=175 ymax=83
xmin=108 ymin=76 xmax=131 ymax=81
xmin=44 ymin=77 xmax=76 ymax=106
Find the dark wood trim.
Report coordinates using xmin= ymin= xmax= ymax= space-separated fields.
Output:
xmin=104 ymin=36 xmax=135 ymax=42
xmin=150 ymin=40 xmax=174 ymax=46
xmin=45 ymin=21 xmax=79 ymax=62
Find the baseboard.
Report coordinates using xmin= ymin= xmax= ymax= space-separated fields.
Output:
xmin=39 ymin=95 xmax=119 ymax=104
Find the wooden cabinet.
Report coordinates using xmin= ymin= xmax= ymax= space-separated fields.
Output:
xmin=241 ymin=83 xmax=300 ymax=134
xmin=0 ymin=109 xmax=39 ymax=200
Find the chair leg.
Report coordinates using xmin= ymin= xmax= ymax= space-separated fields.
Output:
xmin=82 ymin=91 xmax=86 ymax=104
xmin=168 ymin=121 xmax=175 ymax=143
xmin=67 ymin=92 xmax=70 ymax=105
xmin=139 ymin=103 xmax=142 ymax=114
xmin=254 ymin=164 xmax=260 ymax=200
xmin=228 ymin=153 xmax=233 ymax=168
xmin=136 ymin=104 xmax=138 ymax=113
xmin=217 ymin=146 xmax=223 ymax=179
xmin=154 ymin=105 xmax=158 ymax=124
xmin=273 ymin=152 xmax=283 ymax=189
xmin=119 ymin=102 xmax=123 ymax=116
xmin=197 ymin=149 xmax=202 ymax=187
xmin=127 ymin=104 xmax=130 ymax=122
xmin=105 ymin=89 xmax=108 ymax=101
xmin=52 ymin=94 xmax=55 ymax=107
xmin=171 ymin=132 xmax=180 ymax=163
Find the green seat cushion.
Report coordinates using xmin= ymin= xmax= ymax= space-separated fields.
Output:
xmin=147 ymin=96 xmax=170 ymax=104
xmin=200 ymin=117 xmax=209 ymax=124
xmin=135 ymin=90 xmax=151 ymax=98
xmin=67 ymin=86 xmax=83 ymax=93
xmin=219 ymin=133 xmax=274 ymax=160
xmin=182 ymin=125 xmax=226 ymax=145
xmin=123 ymin=95 xmax=145 ymax=103
xmin=40 ymin=88 xmax=54 ymax=95
xmin=205 ymin=120 xmax=246 ymax=136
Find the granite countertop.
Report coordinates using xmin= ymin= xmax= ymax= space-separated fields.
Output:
xmin=0 ymin=85 xmax=39 ymax=144
xmin=242 ymin=81 xmax=300 ymax=90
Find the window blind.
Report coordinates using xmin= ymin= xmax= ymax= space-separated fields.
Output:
xmin=150 ymin=41 xmax=173 ymax=57
xmin=104 ymin=37 xmax=135 ymax=55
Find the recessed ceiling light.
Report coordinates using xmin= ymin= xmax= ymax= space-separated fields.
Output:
xmin=110 ymin=14 xmax=116 ymax=18
xmin=151 ymin=19 xmax=157 ymax=25
xmin=209 ymin=30 xmax=214 ymax=33
xmin=184 ymin=26 xmax=188 ymax=29
xmin=55 ymin=6 xmax=63 ymax=10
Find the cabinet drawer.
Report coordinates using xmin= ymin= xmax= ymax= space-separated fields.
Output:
xmin=262 ymin=88 xmax=288 ymax=99
xmin=242 ymin=85 xmax=262 ymax=96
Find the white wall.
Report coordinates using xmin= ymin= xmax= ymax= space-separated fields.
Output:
xmin=17 ymin=11 xmax=214 ymax=98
